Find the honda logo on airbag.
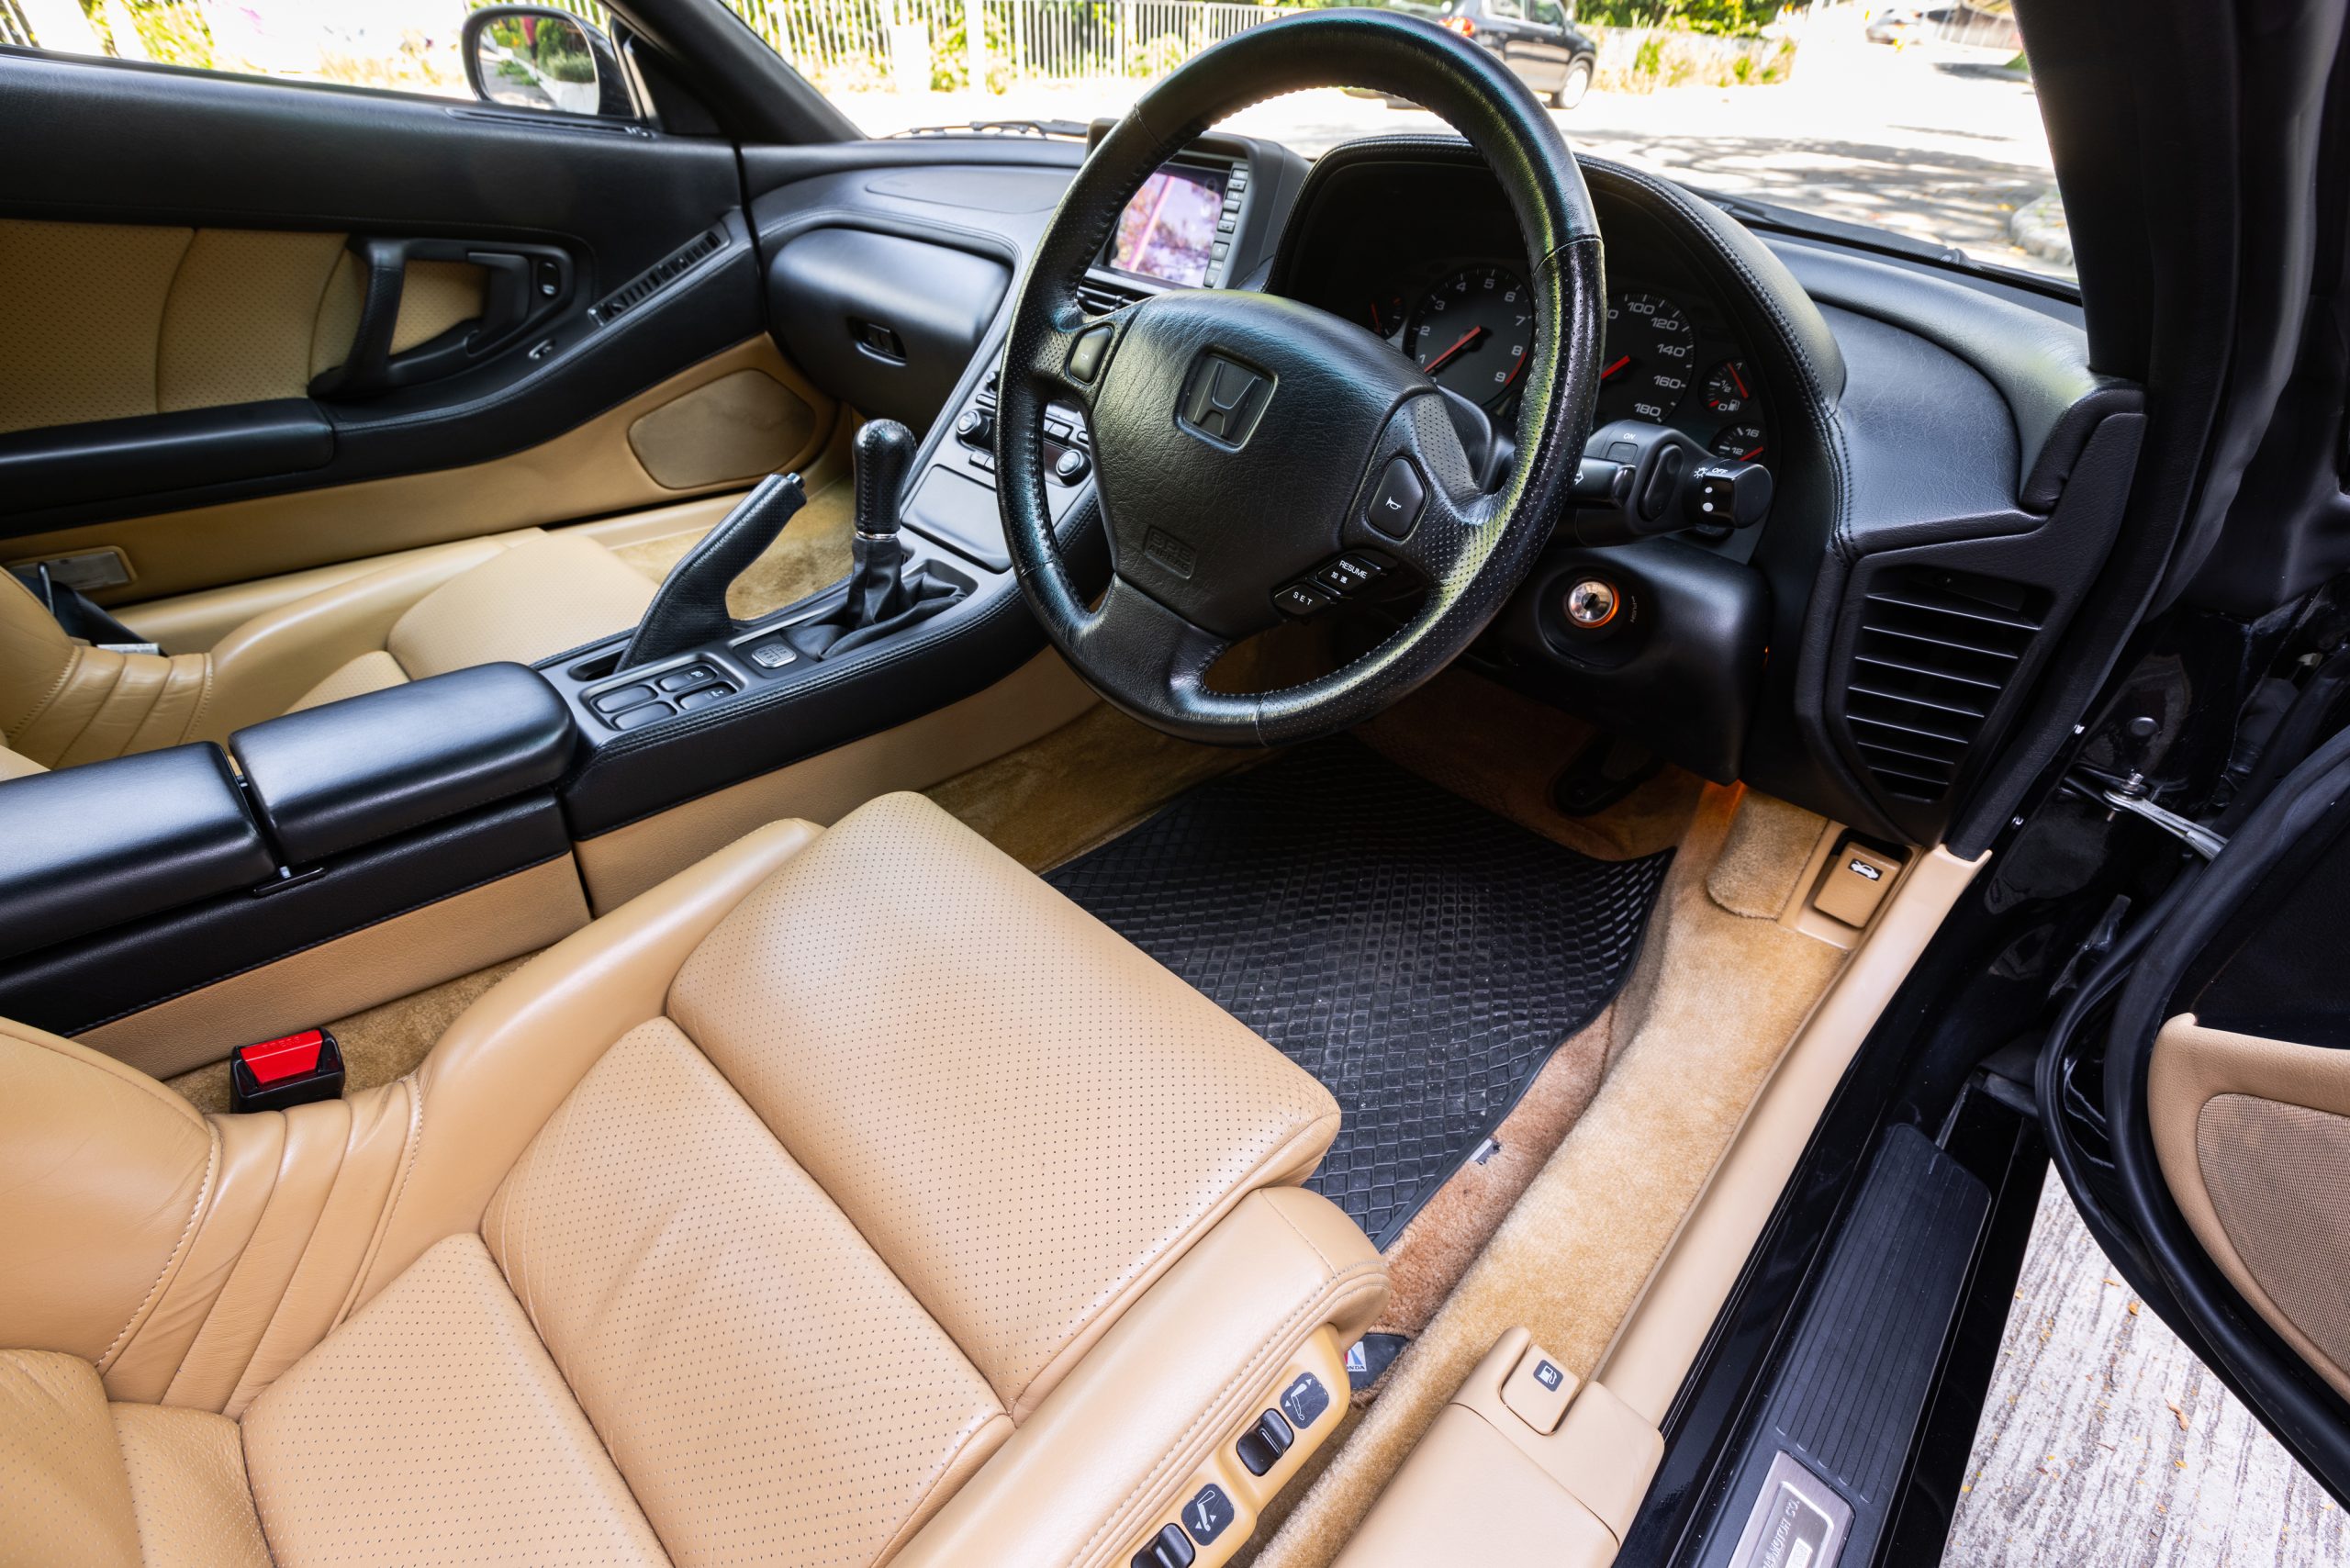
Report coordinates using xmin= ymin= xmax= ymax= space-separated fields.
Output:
xmin=1179 ymin=352 xmax=1272 ymax=449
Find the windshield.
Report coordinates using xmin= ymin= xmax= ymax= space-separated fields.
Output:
xmin=0 ymin=0 xmax=2066 ymax=282
xmin=786 ymin=0 xmax=2070 ymax=283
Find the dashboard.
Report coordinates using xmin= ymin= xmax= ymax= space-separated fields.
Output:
xmin=748 ymin=123 xmax=2138 ymax=854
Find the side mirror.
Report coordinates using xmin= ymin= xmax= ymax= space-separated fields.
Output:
xmin=462 ymin=5 xmax=635 ymax=119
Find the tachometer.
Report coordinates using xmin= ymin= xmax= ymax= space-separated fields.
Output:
xmin=1404 ymin=264 xmax=1534 ymax=409
xmin=1598 ymin=291 xmax=1695 ymax=424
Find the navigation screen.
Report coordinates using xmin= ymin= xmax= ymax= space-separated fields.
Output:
xmin=1107 ymin=165 xmax=1230 ymax=287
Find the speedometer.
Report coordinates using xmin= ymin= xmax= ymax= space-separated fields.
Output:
xmin=1597 ymin=291 xmax=1695 ymax=424
xmin=1404 ymin=264 xmax=1534 ymax=410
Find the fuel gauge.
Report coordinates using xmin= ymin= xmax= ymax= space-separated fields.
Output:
xmin=1702 ymin=359 xmax=1757 ymax=415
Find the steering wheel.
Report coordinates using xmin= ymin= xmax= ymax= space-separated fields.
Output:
xmin=995 ymin=8 xmax=1604 ymax=745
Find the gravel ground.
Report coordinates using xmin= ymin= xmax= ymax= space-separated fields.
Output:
xmin=1943 ymin=1168 xmax=2344 ymax=1566
xmin=831 ymin=9 xmax=2072 ymax=280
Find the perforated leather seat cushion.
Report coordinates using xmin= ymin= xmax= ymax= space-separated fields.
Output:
xmin=218 ymin=796 xmax=1355 ymax=1567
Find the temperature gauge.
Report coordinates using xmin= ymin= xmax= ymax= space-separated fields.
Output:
xmin=1711 ymin=422 xmax=1768 ymax=464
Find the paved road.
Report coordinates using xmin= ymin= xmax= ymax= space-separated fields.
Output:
xmin=834 ymin=17 xmax=2070 ymax=279
xmin=1945 ymin=1170 xmax=2340 ymax=1566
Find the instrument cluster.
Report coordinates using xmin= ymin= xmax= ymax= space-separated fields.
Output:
xmin=1367 ymin=263 xmax=1772 ymax=469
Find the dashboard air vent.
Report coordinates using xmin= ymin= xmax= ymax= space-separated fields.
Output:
xmin=593 ymin=227 xmax=725 ymax=324
xmin=1076 ymin=277 xmax=1145 ymax=317
xmin=1845 ymin=566 xmax=2048 ymax=804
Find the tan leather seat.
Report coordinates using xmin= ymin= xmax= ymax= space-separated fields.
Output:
xmin=0 ymin=531 xmax=655 ymax=771
xmin=0 ymin=793 xmax=1387 ymax=1566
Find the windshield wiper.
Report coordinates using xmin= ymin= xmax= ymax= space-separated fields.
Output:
xmin=1694 ymin=186 xmax=2079 ymax=301
xmin=893 ymin=118 xmax=1090 ymax=140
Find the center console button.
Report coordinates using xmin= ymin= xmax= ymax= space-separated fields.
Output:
xmin=1054 ymin=448 xmax=1091 ymax=483
xmin=588 ymin=682 xmax=655 ymax=714
xmin=609 ymin=702 xmax=669 ymax=731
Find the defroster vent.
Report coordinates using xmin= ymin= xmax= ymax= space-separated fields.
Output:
xmin=1844 ymin=566 xmax=2048 ymax=804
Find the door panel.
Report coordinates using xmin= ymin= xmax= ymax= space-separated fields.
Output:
xmin=2149 ymin=1016 xmax=2350 ymax=1402
xmin=6 ymin=337 xmax=834 ymax=610
xmin=0 ymin=218 xmax=485 ymax=433
xmin=0 ymin=50 xmax=772 ymax=588
xmin=2045 ymin=720 xmax=2350 ymax=1499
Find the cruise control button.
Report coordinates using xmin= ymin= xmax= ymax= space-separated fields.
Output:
xmin=1314 ymin=556 xmax=1382 ymax=597
xmin=1362 ymin=457 xmax=1427 ymax=540
xmin=1275 ymin=582 xmax=1334 ymax=618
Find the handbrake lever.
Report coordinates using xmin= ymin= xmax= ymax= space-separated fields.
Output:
xmin=617 ymin=471 xmax=806 ymax=671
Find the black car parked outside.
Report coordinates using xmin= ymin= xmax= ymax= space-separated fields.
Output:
xmin=1372 ymin=0 xmax=1598 ymax=107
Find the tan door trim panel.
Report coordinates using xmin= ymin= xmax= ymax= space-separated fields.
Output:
xmin=2149 ymin=1014 xmax=2350 ymax=1401
xmin=1592 ymin=843 xmax=1988 ymax=1424
xmin=13 ymin=339 xmax=834 ymax=606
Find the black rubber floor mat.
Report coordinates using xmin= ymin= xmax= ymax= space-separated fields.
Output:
xmin=1047 ymin=737 xmax=1672 ymax=1247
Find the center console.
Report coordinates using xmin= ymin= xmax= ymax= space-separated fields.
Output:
xmin=903 ymin=129 xmax=1310 ymax=581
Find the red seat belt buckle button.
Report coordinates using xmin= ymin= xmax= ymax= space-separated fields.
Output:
xmin=229 ymin=1027 xmax=345 ymax=1114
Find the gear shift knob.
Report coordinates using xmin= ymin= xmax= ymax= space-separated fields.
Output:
xmin=853 ymin=419 xmax=917 ymax=539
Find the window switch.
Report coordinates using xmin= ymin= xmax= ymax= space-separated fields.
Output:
xmin=1236 ymin=1407 xmax=1295 ymax=1476
xmin=1131 ymin=1523 xmax=1195 ymax=1568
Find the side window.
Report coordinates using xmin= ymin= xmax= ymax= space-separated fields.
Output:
xmin=1486 ymin=0 xmax=1528 ymax=17
xmin=1528 ymin=0 xmax=1567 ymax=25
xmin=2 ymin=1 xmax=630 ymax=118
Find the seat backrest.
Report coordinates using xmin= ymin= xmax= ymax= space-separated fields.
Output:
xmin=1 ymin=572 xmax=213 ymax=768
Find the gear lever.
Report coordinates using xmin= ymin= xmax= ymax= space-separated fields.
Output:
xmin=781 ymin=418 xmax=968 ymax=661
xmin=617 ymin=470 xmax=806 ymax=671
xmin=844 ymin=419 xmax=918 ymax=628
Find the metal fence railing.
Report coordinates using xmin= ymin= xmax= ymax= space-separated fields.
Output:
xmin=724 ymin=0 xmax=1285 ymax=91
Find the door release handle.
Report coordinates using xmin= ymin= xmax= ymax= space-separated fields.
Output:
xmin=310 ymin=236 xmax=574 ymax=400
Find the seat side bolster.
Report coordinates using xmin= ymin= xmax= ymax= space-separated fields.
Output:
xmin=200 ymin=540 xmax=509 ymax=738
xmin=0 ymin=1021 xmax=216 ymax=1370
xmin=0 ymin=1350 xmax=143 ymax=1568
xmin=353 ymin=816 xmax=822 ymax=1306
xmin=892 ymin=1186 xmax=1390 ymax=1568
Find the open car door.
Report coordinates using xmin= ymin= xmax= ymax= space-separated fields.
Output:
xmin=2042 ymin=707 xmax=2350 ymax=1503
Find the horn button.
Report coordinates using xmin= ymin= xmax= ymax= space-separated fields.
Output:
xmin=1085 ymin=290 xmax=1427 ymax=641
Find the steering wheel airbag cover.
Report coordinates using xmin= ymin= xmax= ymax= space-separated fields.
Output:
xmin=998 ymin=9 xmax=1605 ymax=744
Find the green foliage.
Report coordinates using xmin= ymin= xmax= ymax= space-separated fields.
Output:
xmin=80 ymin=0 xmax=216 ymax=68
xmin=1578 ymin=0 xmax=1778 ymax=39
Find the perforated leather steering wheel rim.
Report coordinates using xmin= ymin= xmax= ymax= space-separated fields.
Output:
xmin=995 ymin=9 xmax=1606 ymax=745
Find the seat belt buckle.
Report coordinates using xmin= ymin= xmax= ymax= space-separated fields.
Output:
xmin=228 ymin=1027 xmax=346 ymax=1114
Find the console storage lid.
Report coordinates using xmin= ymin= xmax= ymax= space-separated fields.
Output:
xmin=0 ymin=745 xmax=275 ymax=961
xmin=229 ymin=662 xmax=576 ymax=867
